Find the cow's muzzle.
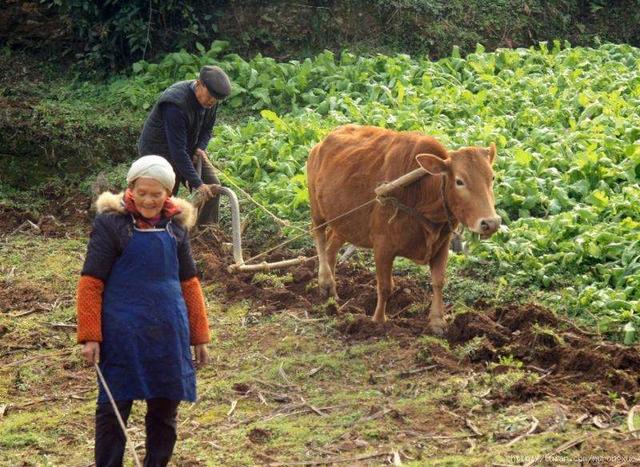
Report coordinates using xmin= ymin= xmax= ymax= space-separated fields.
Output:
xmin=479 ymin=216 xmax=501 ymax=238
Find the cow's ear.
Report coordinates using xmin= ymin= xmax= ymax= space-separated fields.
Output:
xmin=416 ymin=154 xmax=450 ymax=176
xmin=487 ymin=143 xmax=497 ymax=165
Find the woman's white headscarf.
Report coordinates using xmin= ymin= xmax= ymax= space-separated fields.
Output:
xmin=126 ymin=155 xmax=175 ymax=191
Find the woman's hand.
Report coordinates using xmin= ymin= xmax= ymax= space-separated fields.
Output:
xmin=82 ymin=341 xmax=100 ymax=364
xmin=194 ymin=344 xmax=209 ymax=369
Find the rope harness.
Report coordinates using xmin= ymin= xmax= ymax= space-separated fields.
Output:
xmin=377 ymin=175 xmax=460 ymax=235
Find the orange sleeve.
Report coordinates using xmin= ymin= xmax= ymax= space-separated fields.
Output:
xmin=181 ymin=277 xmax=211 ymax=345
xmin=76 ymin=275 xmax=104 ymax=343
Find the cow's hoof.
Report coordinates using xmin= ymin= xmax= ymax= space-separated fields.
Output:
xmin=372 ymin=315 xmax=387 ymax=324
xmin=429 ymin=320 xmax=447 ymax=336
xmin=319 ymin=286 xmax=338 ymax=300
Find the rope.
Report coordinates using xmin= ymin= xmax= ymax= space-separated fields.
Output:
xmin=94 ymin=363 xmax=142 ymax=467
xmin=440 ymin=175 xmax=462 ymax=236
xmin=239 ymin=197 xmax=379 ymax=266
xmin=210 ymin=162 xmax=308 ymax=234
xmin=205 ymin=159 xmax=458 ymax=266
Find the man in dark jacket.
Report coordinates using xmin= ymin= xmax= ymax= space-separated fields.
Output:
xmin=138 ymin=65 xmax=231 ymax=226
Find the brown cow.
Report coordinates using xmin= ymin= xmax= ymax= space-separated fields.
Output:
xmin=306 ymin=125 xmax=500 ymax=335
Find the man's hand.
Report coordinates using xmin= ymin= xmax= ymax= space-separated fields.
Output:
xmin=196 ymin=183 xmax=215 ymax=201
xmin=194 ymin=344 xmax=209 ymax=369
xmin=194 ymin=148 xmax=207 ymax=159
xmin=82 ymin=341 xmax=100 ymax=364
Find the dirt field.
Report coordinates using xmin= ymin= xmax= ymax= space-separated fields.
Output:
xmin=1 ymin=204 xmax=639 ymax=466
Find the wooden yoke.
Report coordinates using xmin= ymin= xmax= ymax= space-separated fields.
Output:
xmin=374 ymin=167 xmax=428 ymax=197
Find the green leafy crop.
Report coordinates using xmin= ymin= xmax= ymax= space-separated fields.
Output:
xmin=128 ymin=41 xmax=640 ymax=338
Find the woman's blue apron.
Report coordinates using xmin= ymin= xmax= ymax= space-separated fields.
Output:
xmin=98 ymin=221 xmax=196 ymax=402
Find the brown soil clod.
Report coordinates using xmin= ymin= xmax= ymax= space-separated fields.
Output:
xmin=496 ymin=303 xmax=558 ymax=331
xmin=247 ymin=428 xmax=271 ymax=444
xmin=0 ymin=280 xmax=57 ymax=313
xmin=446 ymin=311 xmax=511 ymax=347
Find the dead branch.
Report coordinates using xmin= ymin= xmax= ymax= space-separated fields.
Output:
xmin=505 ymin=415 xmax=539 ymax=447
xmin=6 ymin=220 xmax=41 ymax=237
xmin=522 ymin=432 xmax=599 ymax=467
xmin=336 ymin=298 xmax=353 ymax=314
xmin=12 ymin=388 xmax=95 ymax=410
xmin=372 ymin=364 xmax=437 ymax=381
xmin=285 ymin=311 xmax=327 ymax=323
xmin=47 ymin=322 xmax=77 ymax=330
xmin=2 ymin=348 xmax=72 ymax=367
xmin=306 ymin=366 xmax=324 ymax=377
xmin=401 ymin=430 xmax=481 ymax=440
xmin=465 ymin=418 xmax=483 ymax=437
xmin=278 ymin=362 xmax=294 ymax=387
xmin=227 ymin=400 xmax=238 ymax=417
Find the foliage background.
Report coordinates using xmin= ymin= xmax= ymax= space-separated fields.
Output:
xmin=3 ymin=0 xmax=640 ymax=70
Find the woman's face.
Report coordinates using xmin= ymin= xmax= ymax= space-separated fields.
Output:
xmin=132 ymin=178 xmax=170 ymax=218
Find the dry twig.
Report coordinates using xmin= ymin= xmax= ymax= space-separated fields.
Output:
xmin=227 ymin=400 xmax=238 ymax=417
xmin=267 ymin=451 xmax=396 ymax=466
xmin=465 ymin=418 xmax=483 ymax=437
xmin=505 ymin=415 xmax=539 ymax=447
xmin=628 ymin=405 xmax=639 ymax=439
xmin=522 ymin=433 xmax=598 ymax=467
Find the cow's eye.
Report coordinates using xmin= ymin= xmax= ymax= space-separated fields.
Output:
xmin=455 ymin=178 xmax=464 ymax=187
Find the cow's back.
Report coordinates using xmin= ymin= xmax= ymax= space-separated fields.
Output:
xmin=307 ymin=125 xmax=448 ymax=249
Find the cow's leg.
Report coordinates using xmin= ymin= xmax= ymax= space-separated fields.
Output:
xmin=313 ymin=225 xmax=337 ymax=298
xmin=429 ymin=242 xmax=450 ymax=336
xmin=326 ymin=229 xmax=345 ymax=277
xmin=372 ymin=245 xmax=394 ymax=323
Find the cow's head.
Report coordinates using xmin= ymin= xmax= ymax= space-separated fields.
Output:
xmin=416 ymin=144 xmax=501 ymax=238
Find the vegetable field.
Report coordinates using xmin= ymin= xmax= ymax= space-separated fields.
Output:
xmin=127 ymin=41 xmax=640 ymax=340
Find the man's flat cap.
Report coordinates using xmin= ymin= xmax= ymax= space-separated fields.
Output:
xmin=199 ymin=65 xmax=231 ymax=99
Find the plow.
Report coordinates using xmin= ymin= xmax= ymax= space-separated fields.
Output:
xmin=192 ymin=164 xmax=435 ymax=274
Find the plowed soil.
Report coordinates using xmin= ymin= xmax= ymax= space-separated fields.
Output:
xmin=194 ymin=227 xmax=640 ymax=413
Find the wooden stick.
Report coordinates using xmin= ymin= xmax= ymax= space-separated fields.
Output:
xmin=374 ymin=168 xmax=428 ymax=196
xmin=229 ymin=256 xmax=309 ymax=273
xmin=95 ymin=364 xmax=142 ymax=467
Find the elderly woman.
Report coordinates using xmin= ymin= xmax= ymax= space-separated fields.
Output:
xmin=76 ymin=155 xmax=210 ymax=467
